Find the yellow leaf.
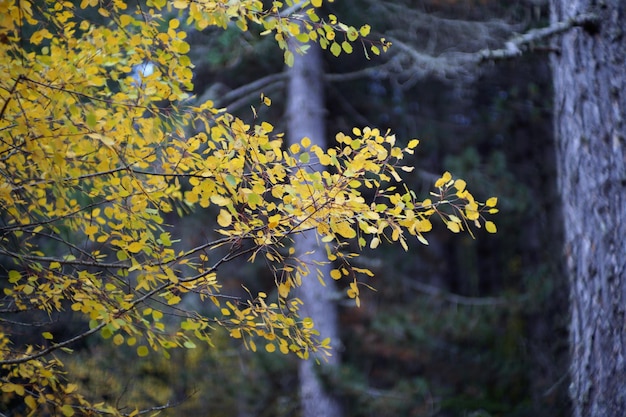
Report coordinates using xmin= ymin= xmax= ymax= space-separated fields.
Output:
xmin=485 ymin=221 xmax=497 ymax=233
xmin=331 ymin=220 xmax=356 ymax=239
xmin=65 ymin=384 xmax=78 ymax=394
xmin=30 ymin=29 xmax=51 ymax=45
xmin=127 ymin=242 xmax=143 ymax=253
xmin=24 ymin=395 xmax=36 ymax=410
xmin=85 ymin=225 xmax=98 ymax=235
xmin=167 ymin=295 xmax=181 ymax=305
xmin=260 ymin=121 xmax=273 ymax=132
xmin=454 ymin=179 xmax=466 ymax=192
xmin=285 ymin=50 xmax=295 ymax=67
xmin=347 ymin=27 xmax=359 ymax=42
xmin=416 ymin=219 xmax=432 ymax=232
xmin=172 ymin=39 xmax=190 ymax=54
xmin=265 ymin=343 xmax=276 ymax=353
xmin=311 ymin=0 xmax=322 ymax=6
xmin=113 ymin=334 xmax=124 ymax=345
xmin=435 ymin=171 xmax=452 ymax=188
xmin=341 ymin=41 xmax=353 ymax=54
xmin=159 ymin=232 xmax=171 ymax=246
xmin=465 ymin=202 xmax=480 ymax=221
xmin=210 ymin=195 xmax=230 ymax=206
xmin=217 ymin=209 xmax=232 ymax=227
xmin=61 ymin=404 xmax=75 ymax=416
xmin=330 ymin=269 xmax=342 ymax=280
xmin=278 ymin=282 xmax=290 ymax=298
xmin=119 ymin=14 xmax=133 ymax=27
xmin=137 ymin=346 xmax=149 ymax=357
xmin=486 ymin=197 xmax=498 ymax=207
xmin=8 ymin=270 xmax=21 ymax=283
xmin=42 ymin=332 xmax=53 ymax=340
xmin=296 ymin=33 xmax=310 ymax=43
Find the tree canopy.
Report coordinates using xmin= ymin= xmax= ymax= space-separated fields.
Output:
xmin=0 ymin=0 xmax=496 ymax=414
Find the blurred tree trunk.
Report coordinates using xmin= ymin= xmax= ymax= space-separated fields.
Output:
xmin=550 ymin=1 xmax=626 ymax=416
xmin=286 ymin=43 xmax=343 ymax=417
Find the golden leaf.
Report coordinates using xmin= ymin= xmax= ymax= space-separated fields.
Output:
xmin=217 ymin=209 xmax=232 ymax=227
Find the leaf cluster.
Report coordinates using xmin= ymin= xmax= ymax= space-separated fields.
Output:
xmin=0 ymin=0 xmax=494 ymax=414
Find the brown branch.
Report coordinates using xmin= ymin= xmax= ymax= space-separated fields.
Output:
xmin=196 ymin=72 xmax=287 ymax=109
xmin=8 ymin=166 xmax=128 ymax=194
xmin=20 ymin=76 xmax=167 ymax=111
xmin=0 ymin=239 xmax=245 ymax=366
xmin=0 ymin=320 xmax=108 ymax=365
xmin=0 ymin=76 xmax=22 ymax=121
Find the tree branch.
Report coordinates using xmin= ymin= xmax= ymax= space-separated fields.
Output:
xmin=0 ymin=235 xmax=255 ymax=366
xmin=196 ymin=72 xmax=287 ymax=108
xmin=387 ymin=12 xmax=599 ymax=79
xmin=473 ymin=12 xmax=599 ymax=62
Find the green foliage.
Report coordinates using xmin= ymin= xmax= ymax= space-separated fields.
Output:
xmin=0 ymin=0 xmax=495 ymax=414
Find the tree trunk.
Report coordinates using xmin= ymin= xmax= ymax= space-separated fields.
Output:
xmin=286 ymin=43 xmax=343 ymax=417
xmin=550 ymin=2 xmax=626 ymax=416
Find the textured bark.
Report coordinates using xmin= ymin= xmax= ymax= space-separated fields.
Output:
xmin=286 ymin=44 xmax=343 ymax=417
xmin=549 ymin=1 xmax=626 ymax=416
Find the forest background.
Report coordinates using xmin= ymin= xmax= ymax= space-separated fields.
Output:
xmin=183 ymin=2 xmax=569 ymax=416
xmin=0 ymin=0 xmax=603 ymax=415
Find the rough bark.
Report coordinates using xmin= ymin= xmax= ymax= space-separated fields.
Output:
xmin=549 ymin=1 xmax=626 ymax=416
xmin=286 ymin=43 xmax=343 ymax=417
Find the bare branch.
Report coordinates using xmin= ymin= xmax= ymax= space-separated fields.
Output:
xmin=473 ymin=12 xmax=599 ymax=62
xmin=386 ymin=12 xmax=599 ymax=80
xmin=196 ymin=72 xmax=287 ymax=108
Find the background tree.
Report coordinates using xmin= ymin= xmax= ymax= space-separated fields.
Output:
xmin=549 ymin=1 xmax=626 ymax=416
xmin=286 ymin=39 xmax=343 ymax=417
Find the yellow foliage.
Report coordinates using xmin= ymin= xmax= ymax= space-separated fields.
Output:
xmin=0 ymin=0 xmax=496 ymax=413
